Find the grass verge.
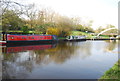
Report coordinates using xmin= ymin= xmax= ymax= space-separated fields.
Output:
xmin=98 ymin=59 xmax=120 ymax=81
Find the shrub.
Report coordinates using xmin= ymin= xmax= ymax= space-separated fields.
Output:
xmin=22 ymin=26 xmax=29 ymax=34
xmin=46 ymin=27 xmax=60 ymax=36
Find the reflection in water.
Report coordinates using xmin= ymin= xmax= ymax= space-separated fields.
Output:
xmin=2 ymin=44 xmax=57 ymax=53
xmin=2 ymin=41 xmax=118 ymax=79
xmin=104 ymin=40 xmax=118 ymax=53
xmin=73 ymin=42 xmax=92 ymax=59
xmin=3 ymin=44 xmax=57 ymax=79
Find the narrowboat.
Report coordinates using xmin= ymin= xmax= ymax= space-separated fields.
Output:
xmin=1 ymin=34 xmax=58 ymax=46
xmin=66 ymin=35 xmax=86 ymax=41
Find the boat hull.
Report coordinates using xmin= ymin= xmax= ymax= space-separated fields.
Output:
xmin=6 ymin=40 xmax=57 ymax=47
xmin=65 ymin=39 xmax=86 ymax=41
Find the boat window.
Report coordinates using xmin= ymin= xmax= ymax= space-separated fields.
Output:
xmin=11 ymin=37 xmax=14 ymax=39
xmin=32 ymin=37 xmax=34 ymax=39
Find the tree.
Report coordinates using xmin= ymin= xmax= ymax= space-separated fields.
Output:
xmin=1 ymin=0 xmax=25 ymax=20
xmin=95 ymin=24 xmax=118 ymax=35
xmin=34 ymin=8 xmax=56 ymax=34
xmin=2 ymin=10 xmax=24 ymax=32
xmin=35 ymin=25 xmax=46 ymax=34
xmin=22 ymin=26 xmax=29 ymax=34
xmin=104 ymin=24 xmax=118 ymax=34
xmin=95 ymin=26 xmax=105 ymax=33
xmin=24 ymin=4 xmax=37 ymax=29
xmin=54 ymin=16 xmax=75 ymax=36
xmin=106 ymin=24 xmax=115 ymax=29
xmin=46 ymin=27 xmax=60 ymax=36
xmin=1 ymin=0 xmax=26 ymax=33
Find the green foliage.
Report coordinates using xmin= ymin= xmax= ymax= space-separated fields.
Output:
xmin=2 ymin=10 xmax=24 ymax=32
xmin=99 ymin=59 xmax=120 ymax=81
xmin=34 ymin=23 xmax=55 ymax=34
xmin=96 ymin=24 xmax=118 ymax=34
xmin=76 ymin=24 xmax=94 ymax=33
xmin=46 ymin=27 xmax=60 ymax=36
xmin=95 ymin=26 xmax=105 ymax=33
xmin=76 ymin=24 xmax=84 ymax=31
xmin=70 ymin=31 xmax=93 ymax=38
xmin=58 ymin=37 xmax=66 ymax=39
xmin=35 ymin=25 xmax=45 ymax=34
xmin=99 ymin=35 xmax=110 ymax=38
xmin=22 ymin=26 xmax=29 ymax=34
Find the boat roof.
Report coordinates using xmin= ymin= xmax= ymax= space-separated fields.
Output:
xmin=7 ymin=34 xmax=55 ymax=36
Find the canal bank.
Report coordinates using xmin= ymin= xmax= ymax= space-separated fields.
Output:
xmin=98 ymin=59 xmax=120 ymax=81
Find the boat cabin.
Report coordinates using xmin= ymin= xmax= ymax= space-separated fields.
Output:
xmin=66 ymin=35 xmax=86 ymax=40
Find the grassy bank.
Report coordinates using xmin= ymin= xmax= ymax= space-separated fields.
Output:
xmin=98 ymin=59 xmax=120 ymax=81
xmin=70 ymin=31 xmax=110 ymax=39
xmin=70 ymin=31 xmax=93 ymax=39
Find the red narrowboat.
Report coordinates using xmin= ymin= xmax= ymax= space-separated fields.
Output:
xmin=1 ymin=34 xmax=58 ymax=46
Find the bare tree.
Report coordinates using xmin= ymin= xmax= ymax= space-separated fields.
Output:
xmin=37 ymin=8 xmax=56 ymax=25
xmin=24 ymin=4 xmax=38 ymax=29
xmin=1 ymin=0 xmax=25 ymax=20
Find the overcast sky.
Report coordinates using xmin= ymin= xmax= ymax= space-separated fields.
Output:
xmin=15 ymin=0 xmax=119 ymax=29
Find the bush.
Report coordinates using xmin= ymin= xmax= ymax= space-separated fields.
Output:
xmin=22 ymin=26 xmax=29 ymax=34
xmin=46 ymin=27 xmax=60 ymax=36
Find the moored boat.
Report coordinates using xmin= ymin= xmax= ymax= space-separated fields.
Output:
xmin=66 ymin=35 xmax=86 ymax=41
xmin=1 ymin=34 xmax=58 ymax=46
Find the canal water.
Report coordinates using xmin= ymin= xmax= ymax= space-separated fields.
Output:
xmin=2 ymin=40 xmax=119 ymax=79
